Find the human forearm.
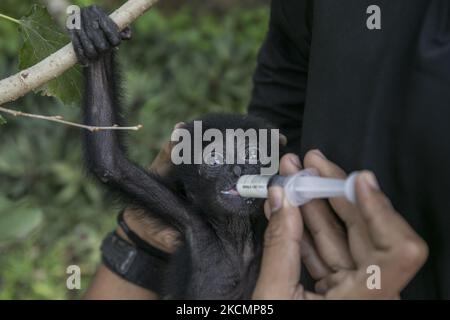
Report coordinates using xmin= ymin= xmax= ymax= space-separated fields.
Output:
xmin=84 ymin=264 xmax=159 ymax=300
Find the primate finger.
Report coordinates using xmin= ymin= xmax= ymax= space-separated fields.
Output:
xmin=93 ymin=6 xmax=121 ymax=47
xmin=87 ymin=28 xmax=109 ymax=53
xmin=78 ymin=27 xmax=98 ymax=60
xmin=82 ymin=9 xmax=109 ymax=53
xmin=120 ymin=27 xmax=132 ymax=40
xmin=71 ymin=32 xmax=88 ymax=66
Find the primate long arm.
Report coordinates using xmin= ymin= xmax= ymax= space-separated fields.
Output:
xmin=83 ymin=53 xmax=191 ymax=231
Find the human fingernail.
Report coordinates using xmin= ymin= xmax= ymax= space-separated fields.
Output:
xmin=363 ymin=171 xmax=379 ymax=190
xmin=270 ymin=187 xmax=283 ymax=213
xmin=289 ymin=155 xmax=302 ymax=169
xmin=263 ymin=201 xmax=272 ymax=220
xmin=313 ymin=149 xmax=326 ymax=159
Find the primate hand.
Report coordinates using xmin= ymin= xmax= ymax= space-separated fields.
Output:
xmin=70 ymin=5 xmax=132 ymax=65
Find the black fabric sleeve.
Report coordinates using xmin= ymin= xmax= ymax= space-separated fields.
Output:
xmin=401 ymin=0 xmax=450 ymax=299
xmin=248 ymin=0 xmax=313 ymax=153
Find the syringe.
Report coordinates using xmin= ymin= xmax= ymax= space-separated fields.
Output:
xmin=236 ymin=169 xmax=358 ymax=206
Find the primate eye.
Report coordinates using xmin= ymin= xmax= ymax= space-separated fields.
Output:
xmin=204 ymin=152 xmax=224 ymax=167
xmin=244 ymin=147 xmax=259 ymax=163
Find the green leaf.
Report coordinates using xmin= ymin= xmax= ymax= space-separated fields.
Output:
xmin=0 ymin=206 xmax=44 ymax=245
xmin=0 ymin=115 xmax=6 ymax=125
xmin=18 ymin=5 xmax=83 ymax=105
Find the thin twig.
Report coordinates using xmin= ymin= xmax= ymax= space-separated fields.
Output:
xmin=0 ymin=106 xmax=142 ymax=132
xmin=0 ymin=13 xmax=21 ymax=25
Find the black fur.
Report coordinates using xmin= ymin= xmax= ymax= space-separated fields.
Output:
xmin=72 ymin=6 xmax=280 ymax=299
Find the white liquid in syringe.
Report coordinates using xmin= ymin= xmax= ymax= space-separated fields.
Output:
xmin=235 ymin=169 xmax=358 ymax=206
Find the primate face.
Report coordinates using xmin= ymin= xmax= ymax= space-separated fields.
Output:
xmin=172 ymin=114 xmax=280 ymax=218
xmin=197 ymin=145 xmax=265 ymax=217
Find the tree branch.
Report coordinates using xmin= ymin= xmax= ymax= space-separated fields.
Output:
xmin=0 ymin=106 xmax=142 ymax=132
xmin=0 ymin=0 xmax=160 ymax=106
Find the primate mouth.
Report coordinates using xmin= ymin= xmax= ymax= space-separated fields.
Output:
xmin=220 ymin=184 xmax=239 ymax=196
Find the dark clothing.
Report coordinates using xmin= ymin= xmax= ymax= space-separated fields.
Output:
xmin=249 ymin=0 xmax=450 ymax=299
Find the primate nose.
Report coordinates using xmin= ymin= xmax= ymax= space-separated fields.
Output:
xmin=233 ymin=166 xmax=242 ymax=177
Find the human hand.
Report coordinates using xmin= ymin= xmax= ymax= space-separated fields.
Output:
xmin=253 ymin=151 xmax=429 ymax=299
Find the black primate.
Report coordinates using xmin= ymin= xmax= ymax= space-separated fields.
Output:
xmin=72 ymin=6 xmax=278 ymax=299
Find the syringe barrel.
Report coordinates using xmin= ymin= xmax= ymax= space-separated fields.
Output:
xmin=236 ymin=170 xmax=357 ymax=205
xmin=284 ymin=175 xmax=346 ymax=206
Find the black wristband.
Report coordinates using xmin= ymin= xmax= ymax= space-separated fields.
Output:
xmin=117 ymin=210 xmax=170 ymax=261
xmin=101 ymin=232 xmax=168 ymax=294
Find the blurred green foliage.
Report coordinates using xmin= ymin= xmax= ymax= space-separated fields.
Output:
xmin=18 ymin=5 xmax=84 ymax=105
xmin=0 ymin=1 xmax=269 ymax=299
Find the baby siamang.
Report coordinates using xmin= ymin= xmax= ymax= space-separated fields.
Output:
xmin=72 ymin=6 xmax=280 ymax=299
